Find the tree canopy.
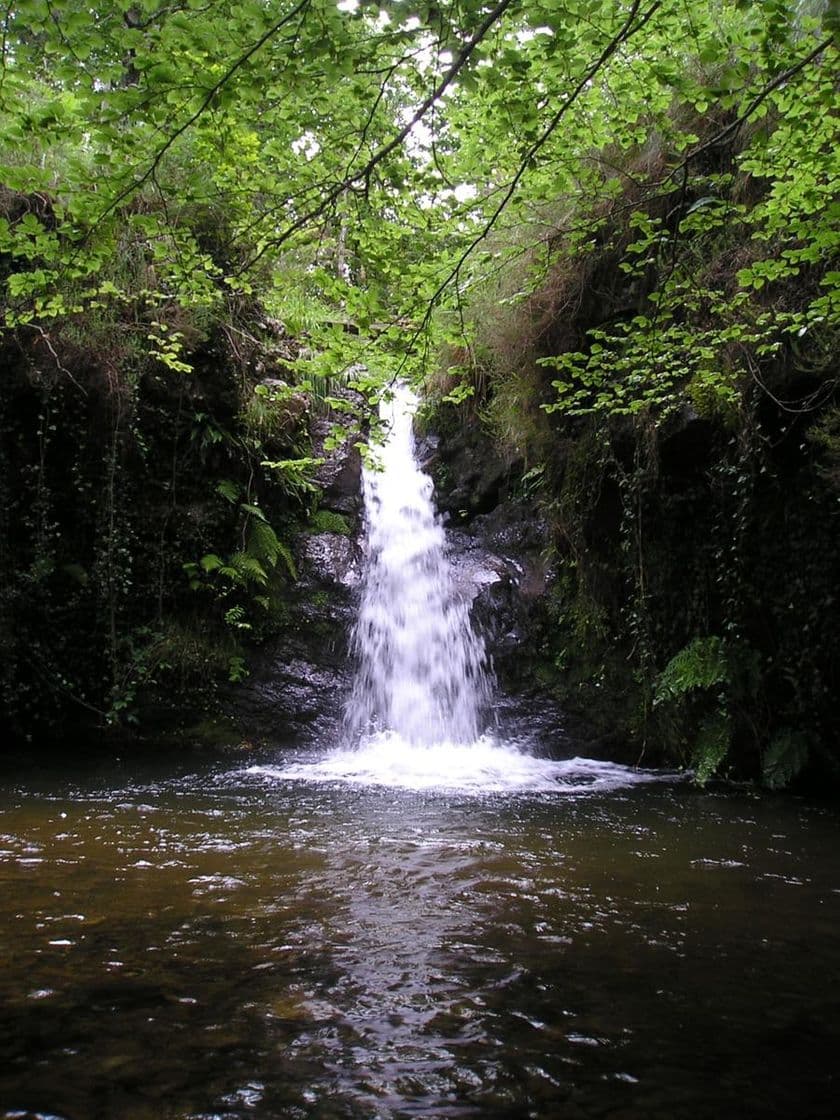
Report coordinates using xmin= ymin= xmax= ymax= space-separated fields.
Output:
xmin=1 ymin=0 xmax=836 ymax=401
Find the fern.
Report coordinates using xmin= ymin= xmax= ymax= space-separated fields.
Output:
xmin=247 ymin=517 xmax=281 ymax=566
xmin=230 ymin=551 xmax=268 ymax=586
xmin=217 ymin=479 xmax=240 ymax=504
xmin=654 ymin=637 xmax=728 ymax=705
xmin=275 ymin=539 xmax=297 ymax=580
xmin=200 ymin=553 xmax=224 ymax=573
xmin=189 ymin=503 xmax=296 ymax=644
xmin=692 ymin=712 xmax=731 ymax=785
xmin=260 ymin=455 xmax=324 ymax=497
xmin=246 ymin=516 xmax=297 ymax=579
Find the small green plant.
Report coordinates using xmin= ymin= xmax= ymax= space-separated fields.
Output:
xmin=654 ymin=637 xmax=731 ymax=782
xmin=184 ymin=499 xmax=297 ymax=655
xmin=692 ymin=712 xmax=731 ymax=786
xmin=261 ymin=456 xmax=324 ymax=502
xmin=240 ymin=382 xmax=306 ymax=443
xmin=227 ymin=655 xmax=249 ymax=683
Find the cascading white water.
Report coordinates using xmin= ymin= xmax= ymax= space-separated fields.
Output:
xmin=345 ymin=384 xmax=490 ymax=747
xmin=255 ymin=383 xmax=672 ymax=792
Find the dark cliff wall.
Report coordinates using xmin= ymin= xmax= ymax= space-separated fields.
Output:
xmin=421 ymin=153 xmax=840 ymax=789
xmin=0 ymin=216 xmax=366 ymax=752
xmin=424 ymin=383 xmax=839 ymax=787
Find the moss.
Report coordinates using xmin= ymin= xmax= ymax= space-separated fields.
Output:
xmin=308 ymin=509 xmax=351 ymax=536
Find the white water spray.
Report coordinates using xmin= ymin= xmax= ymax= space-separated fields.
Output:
xmin=344 ymin=384 xmax=490 ymax=746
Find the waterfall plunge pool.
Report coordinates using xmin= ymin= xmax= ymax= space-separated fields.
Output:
xmin=1 ymin=755 xmax=839 ymax=1120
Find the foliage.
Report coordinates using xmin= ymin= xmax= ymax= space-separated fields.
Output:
xmin=654 ymin=638 xmax=728 ymax=706
xmin=693 ymin=712 xmax=732 ymax=787
xmin=0 ymin=1 xmax=832 ymax=401
xmin=0 ymin=232 xmax=313 ymax=736
xmin=261 ymin=456 xmax=324 ymax=501
xmin=651 ymin=639 xmax=732 ymax=782
xmin=185 ymin=498 xmax=298 ymax=656
xmin=762 ymin=729 xmax=811 ymax=791
xmin=240 ymin=382 xmax=308 ymax=444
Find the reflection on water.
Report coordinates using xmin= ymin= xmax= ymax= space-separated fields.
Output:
xmin=1 ymin=754 xmax=839 ymax=1119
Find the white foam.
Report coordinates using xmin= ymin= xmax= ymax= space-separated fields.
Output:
xmin=247 ymin=734 xmax=669 ymax=795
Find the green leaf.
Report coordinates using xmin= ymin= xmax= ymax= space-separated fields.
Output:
xmin=200 ymin=553 xmax=224 ymax=573
xmin=217 ymin=480 xmax=240 ymax=504
xmin=654 ymin=638 xmax=728 ymax=705
xmin=692 ymin=713 xmax=731 ymax=785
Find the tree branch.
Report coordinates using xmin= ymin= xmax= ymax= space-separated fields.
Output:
xmin=416 ymin=0 xmax=664 ymax=330
xmin=241 ymin=0 xmax=520 ymax=270
xmin=92 ymin=0 xmax=313 ymax=226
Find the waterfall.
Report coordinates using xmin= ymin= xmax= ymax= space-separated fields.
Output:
xmin=258 ymin=384 xmax=665 ymax=790
xmin=345 ymin=384 xmax=490 ymax=747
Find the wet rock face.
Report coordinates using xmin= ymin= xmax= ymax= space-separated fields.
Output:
xmin=299 ymin=531 xmax=361 ymax=590
xmin=421 ymin=418 xmax=579 ymax=745
xmin=419 ymin=427 xmax=510 ymax=522
xmin=229 ymin=634 xmax=353 ymax=745
xmin=228 ymin=530 xmax=362 ymax=744
xmin=442 ymin=517 xmax=571 ymax=750
xmin=310 ymin=412 xmax=364 ymax=517
xmin=422 ymin=416 xmax=552 ymax=673
xmin=446 ymin=502 xmax=552 ymax=681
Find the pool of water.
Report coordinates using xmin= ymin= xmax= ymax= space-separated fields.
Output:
xmin=1 ymin=748 xmax=839 ymax=1119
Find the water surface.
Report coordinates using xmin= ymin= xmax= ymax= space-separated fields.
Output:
xmin=1 ymin=753 xmax=838 ymax=1119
